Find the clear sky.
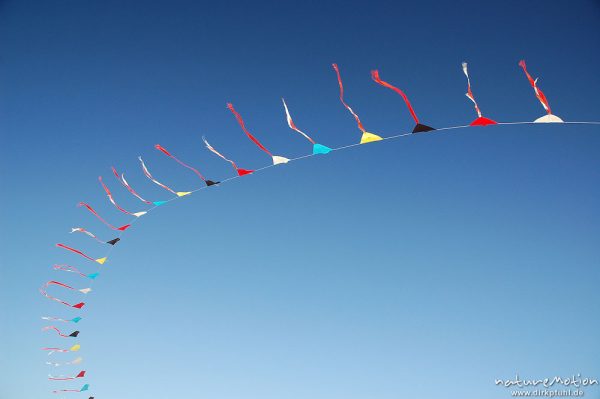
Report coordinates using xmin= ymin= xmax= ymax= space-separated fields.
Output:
xmin=1 ymin=1 xmax=599 ymax=398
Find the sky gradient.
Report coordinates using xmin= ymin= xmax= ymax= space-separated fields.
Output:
xmin=1 ymin=1 xmax=599 ymax=398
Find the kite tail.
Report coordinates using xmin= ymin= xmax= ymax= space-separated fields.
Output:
xmin=227 ymin=103 xmax=273 ymax=156
xmin=46 ymin=356 xmax=83 ymax=367
xmin=42 ymin=347 xmax=69 ymax=355
xmin=371 ymin=70 xmax=420 ymax=124
xmin=202 ymin=137 xmax=254 ymax=175
xmin=56 ymin=243 xmax=108 ymax=264
xmin=40 ymin=280 xmax=89 ymax=308
xmin=332 ymin=64 xmax=367 ymax=132
xmin=42 ymin=316 xmax=83 ymax=324
xmin=70 ymin=227 xmax=106 ymax=244
xmin=42 ymin=326 xmax=79 ymax=338
xmin=99 ymin=176 xmax=145 ymax=217
xmin=281 ymin=98 xmax=316 ymax=144
xmin=155 ymin=144 xmax=207 ymax=182
xmin=112 ymin=167 xmax=153 ymax=204
xmin=71 ymin=228 xmax=118 ymax=245
xmin=52 ymin=384 xmax=89 ymax=394
xmin=461 ymin=62 xmax=482 ymax=118
xmin=40 ymin=288 xmax=73 ymax=307
xmin=138 ymin=156 xmax=178 ymax=195
xmin=202 ymin=137 xmax=238 ymax=171
xmin=48 ymin=371 xmax=86 ymax=381
xmin=53 ymin=264 xmax=98 ymax=279
xmin=56 ymin=242 xmax=93 ymax=262
xmin=518 ymin=60 xmax=552 ymax=114
xmin=43 ymin=343 xmax=81 ymax=356
xmin=77 ymin=202 xmax=131 ymax=231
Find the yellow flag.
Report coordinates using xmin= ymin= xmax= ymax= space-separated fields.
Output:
xmin=360 ymin=132 xmax=383 ymax=144
xmin=95 ymin=257 xmax=107 ymax=265
xmin=176 ymin=192 xmax=192 ymax=197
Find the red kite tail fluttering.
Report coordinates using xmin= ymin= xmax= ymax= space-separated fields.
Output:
xmin=111 ymin=166 xmax=153 ymax=204
xmin=155 ymin=144 xmax=218 ymax=186
xmin=77 ymin=202 xmax=130 ymax=231
xmin=332 ymin=64 xmax=367 ymax=133
xmin=202 ymin=137 xmax=254 ymax=176
xmin=227 ymin=103 xmax=289 ymax=164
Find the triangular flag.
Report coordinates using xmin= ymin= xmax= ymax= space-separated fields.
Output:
xmin=272 ymin=155 xmax=290 ymax=165
xmin=76 ymin=371 xmax=86 ymax=378
xmin=72 ymin=303 xmax=85 ymax=309
xmin=106 ymin=238 xmax=120 ymax=245
xmin=312 ymin=143 xmax=332 ymax=155
xmin=470 ymin=116 xmax=497 ymax=126
xmin=69 ymin=331 xmax=80 ymax=337
xmin=132 ymin=211 xmax=147 ymax=217
xmin=78 ymin=288 xmax=92 ymax=294
xmin=95 ymin=257 xmax=107 ymax=265
xmin=87 ymin=273 xmax=99 ymax=279
xmin=71 ymin=317 xmax=82 ymax=323
xmin=80 ymin=384 xmax=89 ymax=392
xmin=360 ymin=132 xmax=383 ymax=144
xmin=534 ymin=114 xmax=564 ymax=123
xmin=153 ymin=201 xmax=167 ymax=206
xmin=176 ymin=192 xmax=191 ymax=197
xmin=412 ymin=123 xmax=436 ymax=133
xmin=70 ymin=344 xmax=81 ymax=352
xmin=205 ymin=180 xmax=219 ymax=186
xmin=237 ymin=168 xmax=254 ymax=176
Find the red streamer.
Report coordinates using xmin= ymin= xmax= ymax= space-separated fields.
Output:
xmin=227 ymin=103 xmax=273 ymax=156
xmin=77 ymin=202 xmax=130 ymax=231
xmin=371 ymin=70 xmax=420 ymax=124
xmin=519 ymin=60 xmax=552 ymax=115
xmin=112 ymin=166 xmax=153 ymax=204
xmin=155 ymin=144 xmax=207 ymax=182
xmin=332 ymin=64 xmax=367 ymax=132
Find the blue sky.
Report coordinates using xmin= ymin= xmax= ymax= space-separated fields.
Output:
xmin=1 ymin=1 xmax=599 ymax=398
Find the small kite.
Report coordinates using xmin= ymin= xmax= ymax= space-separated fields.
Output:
xmin=332 ymin=64 xmax=382 ymax=144
xmin=461 ymin=62 xmax=497 ymax=126
xmin=99 ymin=176 xmax=147 ymax=217
xmin=371 ymin=69 xmax=435 ymax=133
xmin=518 ymin=60 xmax=563 ymax=123
xmin=202 ymin=137 xmax=254 ymax=176
xmin=42 ymin=326 xmax=80 ymax=338
xmin=48 ymin=370 xmax=86 ymax=381
xmin=70 ymin=227 xmax=119 ymax=246
xmin=42 ymin=316 xmax=83 ymax=324
xmin=77 ymin=202 xmax=131 ymax=232
xmin=39 ymin=280 xmax=91 ymax=308
xmin=56 ymin=243 xmax=107 ymax=264
xmin=227 ymin=103 xmax=290 ymax=165
xmin=53 ymin=264 xmax=99 ymax=280
xmin=281 ymin=98 xmax=331 ymax=154
xmin=138 ymin=156 xmax=191 ymax=197
xmin=52 ymin=383 xmax=89 ymax=394
xmin=42 ymin=344 xmax=81 ymax=356
xmin=46 ymin=356 xmax=83 ymax=367
xmin=155 ymin=144 xmax=218 ymax=186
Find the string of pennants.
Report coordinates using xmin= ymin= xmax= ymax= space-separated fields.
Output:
xmin=40 ymin=60 xmax=593 ymax=398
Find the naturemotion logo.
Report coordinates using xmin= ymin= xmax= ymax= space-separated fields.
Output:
xmin=495 ymin=374 xmax=598 ymax=397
